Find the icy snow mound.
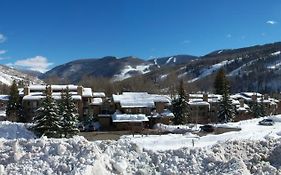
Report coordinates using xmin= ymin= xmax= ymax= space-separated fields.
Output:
xmin=99 ymin=138 xmax=281 ymax=174
xmin=0 ymin=137 xmax=281 ymax=174
xmin=0 ymin=121 xmax=35 ymax=139
xmin=0 ymin=136 xmax=108 ymax=175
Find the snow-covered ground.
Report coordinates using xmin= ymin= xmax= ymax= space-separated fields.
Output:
xmin=0 ymin=116 xmax=281 ymax=174
xmin=124 ymin=116 xmax=281 ymax=151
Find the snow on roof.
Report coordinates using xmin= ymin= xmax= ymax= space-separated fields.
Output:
xmin=113 ymin=92 xmax=171 ymax=108
xmin=160 ymin=109 xmax=175 ymax=118
xmin=120 ymin=100 xmax=155 ymax=108
xmin=23 ymin=93 xmax=82 ymax=101
xmin=241 ymin=92 xmax=262 ymax=98
xmin=189 ymin=94 xmax=221 ymax=103
xmin=22 ymin=85 xmax=93 ymax=98
xmin=82 ymin=88 xmax=93 ymax=97
xmin=231 ymin=93 xmax=278 ymax=105
xmin=91 ymin=98 xmax=103 ymax=105
xmin=188 ymin=100 xmax=210 ymax=106
xmin=151 ymin=94 xmax=171 ymax=103
xmin=93 ymin=92 xmax=106 ymax=98
xmin=29 ymin=84 xmax=78 ymax=91
xmin=112 ymin=113 xmax=149 ymax=123
xmin=0 ymin=95 xmax=9 ymax=101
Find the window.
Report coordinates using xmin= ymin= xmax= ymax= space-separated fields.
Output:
xmin=127 ymin=108 xmax=132 ymax=113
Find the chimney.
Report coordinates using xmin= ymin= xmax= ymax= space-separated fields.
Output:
xmin=264 ymin=94 xmax=269 ymax=100
xmin=203 ymin=93 xmax=208 ymax=102
xmin=24 ymin=86 xmax=30 ymax=96
xmin=252 ymin=94 xmax=257 ymax=102
xmin=46 ymin=85 xmax=52 ymax=95
xmin=77 ymin=86 xmax=83 ymax=96
xmin=239 ymin=99 xmax=244 ymax=108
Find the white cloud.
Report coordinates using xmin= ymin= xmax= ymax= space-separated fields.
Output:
xmin=226 ymin=34 xmax=232 ymax=38
xmin=13 ymin=56 xmax=53 ymax=73
xmin=0 ymin=50 xmax=7 ymax=55
xmin=0 ymin=33 xmax=6 ymax=43
xmin=266 ymin=20 xmax=278 ymax=25
xmin=183 ymin=40 xmax=191 ymax=44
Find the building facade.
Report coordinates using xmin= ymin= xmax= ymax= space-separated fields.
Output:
xmin=20 ymin=85 xmax=93 ymax=121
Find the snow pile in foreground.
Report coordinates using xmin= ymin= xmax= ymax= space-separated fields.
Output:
xmin=0 ymin=136 xmax=106 ymax=175
xmin=0 ymin=137 xmax=281 ymax=174
xmin=1 ymin=116 xmax=281 ymax=174
xmin=0 ymin=121 xmax=34 ymax=139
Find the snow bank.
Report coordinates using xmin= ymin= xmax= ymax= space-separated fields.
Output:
xmin=101 ymin=138 xmax=281 ymax=174
xmin=154 ymin=123 xmax=199 ymax=133
xmin=0 ymin=121 xmax=34 ymax=139
xmin=0 ymin=135 xmax=281 ymax=174
xmin=1 ymin=116 xmax=281 ymax=174
xmin=127 ymin=116 xmax=281 ymax=150
xmin=0 ymin=136 xmax=109 ymax=175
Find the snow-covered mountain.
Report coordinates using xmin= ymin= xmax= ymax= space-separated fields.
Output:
xmin=41 ymin=55 xmax=197 ymax=83
xmin=0 ymin=65 xmax=42 ymax=86
xmin=40 ymin=41 xmax=281 ymax=93
xmin=146 ymin=41 xmax=281 ymax=93
xmin=149 ymin=54 xmax=197 ymax=68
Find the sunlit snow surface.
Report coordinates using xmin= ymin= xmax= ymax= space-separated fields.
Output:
xmin=0 ymin=116 xmax=281 ymax=174
xmin=113 ymin=64 xmax=153 ymax=81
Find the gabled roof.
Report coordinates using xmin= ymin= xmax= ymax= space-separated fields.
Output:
xmin=21 ymin=84 xmax=93 ymax=100
xmin=22 ymin=94 xmax=82 ymax=101
xmin=113 ymin=92 xmax=171 ymax=108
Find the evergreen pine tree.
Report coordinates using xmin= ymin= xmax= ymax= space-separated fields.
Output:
xmin=6 ymin=80 xmax=23 ymax=121
xmin=172 ymin=80 xmax=190 ymax=125
xmin=217 ymin=79 xmax=235 ymax=123
xmin=250 ymin=96 xmax=266 ymax=118
xmin=32 ymin=86 xmax=61 ymax=138
xmin=58 ymin=87 xmax=79 ymax=138
xmin=214 ymin=69 xmax=227 ymax=95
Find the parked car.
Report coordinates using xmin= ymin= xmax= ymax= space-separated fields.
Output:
xmin=200 ymin=124 xmax=215 ymax=132
xmin=258 ymin=119 xmax=275 ymax=126
xmin=77 ymin=123 xmax=85 ymax=132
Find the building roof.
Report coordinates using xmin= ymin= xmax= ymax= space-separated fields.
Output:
xmin=82 ymin=88 xmax=93 ymax=97
xmin=113 ymin=92 xmax=171 ymax=108
xmin=21 ymin=84 xmax=93 ymax=100
xmin=231 ymin=92 xmax=279 ymax=104
xmin=188 ymin=99 xmax=210 ymax=106
xmin=91 ymin=98 xmax=103 ymax=105
xmin=28 ymin=84 xmax=79 ymax=91
xmin=93 ymin=92 xmax=106 ymax=98
xmin=22 ymin=93 xmax=82 ymax=101
xmin=189 ymin=94 xmax=222 ymax=103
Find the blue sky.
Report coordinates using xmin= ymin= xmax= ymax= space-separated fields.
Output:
xmin=0 ymin=0 xmax=280 ymax=72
